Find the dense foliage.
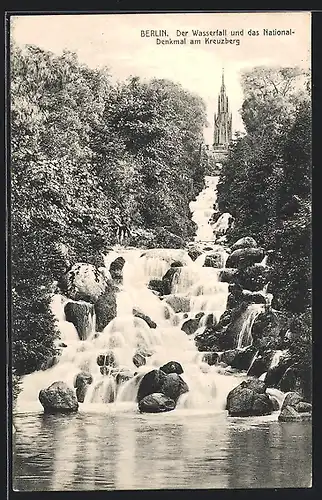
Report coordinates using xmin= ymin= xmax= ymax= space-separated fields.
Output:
xmin=217 ymin=66 xmax=311 ymax=398
xmin=10 ymin=42 xmax=207 ymax=376
xmin=217 ymin=66 xmax=311 ymax=314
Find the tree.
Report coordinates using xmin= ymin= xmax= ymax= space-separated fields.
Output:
xmin=10 ymin=43 xmax=114 ymax=375
xmin=91 ymin=76 xmax=207 ymax=241
xmin=10 ymin=42 xmax=208 ymax=376
xmin=217 ymin=65 xmax=311 ymax=313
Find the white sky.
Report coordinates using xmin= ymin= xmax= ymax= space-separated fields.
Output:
xmin=11 ymin=12 xmax=311 ymax=143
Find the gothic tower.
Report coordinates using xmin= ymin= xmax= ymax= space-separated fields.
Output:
xmin=213 ymin=69 xmax=232 ymax=149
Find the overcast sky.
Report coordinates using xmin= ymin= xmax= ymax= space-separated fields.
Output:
xmin=11 ymin=12 xmax=311 ymax=143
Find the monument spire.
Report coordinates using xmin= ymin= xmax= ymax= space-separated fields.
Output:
xmin=213 ymin=69 xmax=232 ymax=149
xmin=221 ymin=67 xmax=225 ymax=89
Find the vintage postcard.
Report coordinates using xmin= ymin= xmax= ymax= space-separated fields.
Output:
xmin=9 ymin=11 xmax=312 ymax=491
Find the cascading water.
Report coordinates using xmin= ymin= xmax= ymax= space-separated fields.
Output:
xmin=270 ymin=350 xmax=287 ymax=370
xmin=189 ymin=176 xmax=220 ymax=243
xmin=236 ymin=303 xmax=265 ymax=349
xmin=16 ymin=176 xmax=263 ymax=413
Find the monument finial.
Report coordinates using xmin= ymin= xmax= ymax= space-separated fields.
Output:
xmin=214 ymin=66 xmax=232 ymax=149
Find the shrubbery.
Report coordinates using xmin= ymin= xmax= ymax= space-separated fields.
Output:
xmin=217 ymin=66 xmax=312 ymax=388
xmin=10 ymin=42 xmax=207 ymax=376
xmin=217 ymin=66 xmax=311 ymax=314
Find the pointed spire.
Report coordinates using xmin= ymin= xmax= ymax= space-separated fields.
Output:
xmin=221 ymin=67 xmax=225 ymax=90
xmin=214 ymin=67 xmax=232 ymax=148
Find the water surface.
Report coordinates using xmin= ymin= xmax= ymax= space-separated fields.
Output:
xmin=13 ymin=408 xmax=312 ymax=490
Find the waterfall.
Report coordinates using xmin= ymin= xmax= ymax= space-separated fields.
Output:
xmin=189 ymin=176 xmax=219 ymax=242
xmin=269 ymin=350 xmax=287 ymax=370
xmin=236 ymin=304 xmax=265 ymax=349
xmin=16 ymin=176 xmax=261 ymax=413
xmin=247 ymin=350 xmax=259 ymax=375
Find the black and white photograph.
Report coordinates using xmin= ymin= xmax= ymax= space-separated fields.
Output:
xmin=9 ymin=11 xmax=312 ymax=490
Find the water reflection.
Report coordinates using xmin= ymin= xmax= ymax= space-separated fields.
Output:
xmin=13 ymin=411 xmax=312 ymax=491
xmin=226 ymin=420 xmax=312 ymax=488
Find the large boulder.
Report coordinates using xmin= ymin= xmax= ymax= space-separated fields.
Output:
xmin=181 ymin=318 xmax=200 ymax=335
xmin=138 ymin=393 xmax=176 ymax=413
xmin=226 ymin=379 xmax=273 ymax=417
xmin=160 ymin=373 xmax=189 ymax=402
xmin=97 ymin=351 xmax=118 ymax=368
xmin=148 ymin=279 xmax=165 ymax=295
xmin=218 ymin=268 xmax=238 ymax=284
xmin=226 ymin=248 xmax=266 ymax=269
xmin=137 ymin=369 xmax=167 ymax=402
xmin=171 ymin=260 xmax=184 ymax=268
xmin=94 ymin=282 xmax=117 ymax=332
xmin=162 ymin=267 xmax=181 ymax=295
xmin=229 ymin=346 xmax=258 ymax=371
xmin=231 ymin=237 xmax=258 ymax=252
xmin=278 ymin=366 xmax=305 ymax=396
xmin=137 ymin=366 xmax=188 ymax=403
xmin=116 ymin=370 xmax=135 ymax=386
xmin=251 ymin=310 xmax=287 ymax=350
xmin=241 ymin=290 xmax=267 ymax=305
xmin=64 ymin=301 xmax=95 ymax=341
xmin=109 ymin=256 xmax=126 ymax=284
xmin=39 ymin=381 xmax=78 ymax=413
xmin=235 ymin=265 xmax=269 ymax=292
xmin=280 ymin=392 xmax=303 ymax=411
xmin=133 ymin=308 xmax=157 ymax=329
xmin=133 ymin=351 xmax=146 ymax=368
xmin=160 ymin=361 xmax=184 ymax=375
xmin=59 ymin=263 xmax=110 ymax=303
xmin=73 ymin=372 xmax=93 ymax=403
xmin=188 ymin=248 xmax=203 ymax=262
xmin=203 ymin=253 xmax=224 ymax=269
xmin=218 ymin=349 xmax=239 ymax=366
xmin=295 ymin=401 xmax=312 ymax=413
xmin=202 ymin=352 xmax=219 ymax=366
xmin=278 ymin=405 xmax=311 ymax=422
xmin=279 ymin=391 xmax=312 ymax=421
xmin=247 ymin=353 xmax=272 ymax=378
xmin=163 ymin=295 xmax=190 ymax=313
xmin=264 ymin=362 xmax=290 ymax=388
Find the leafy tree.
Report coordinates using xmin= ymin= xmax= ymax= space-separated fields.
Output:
xmin=217 ymin=65 xmax=311 ymax=391
xmin=10 ymin=42 xmax=208 ymax=377
xmin=91 ymin=76 xmax=207 ymax=240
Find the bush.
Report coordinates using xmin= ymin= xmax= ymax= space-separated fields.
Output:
xmin=216 ymin=66 xmax=311 ymax=388
xmin=10 ymin=43 xmax=208 ymax=377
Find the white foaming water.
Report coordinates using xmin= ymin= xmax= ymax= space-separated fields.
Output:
xmin=236 ymin=303 xmax=265 ymax=349
xmin=189 ymin=176 xmax=220 ymax=242
xmin=16 ymin=176 xmax=261 ymax=414
xmin=269 ymin=350 xmax=287 ymax=370
xmin=247 ymin=350 xmax=260 ymax=375
xmin=212 ymin=212 xmax=233 ymax=235
xmin=266 ymin=388 xmax=287 ymax=408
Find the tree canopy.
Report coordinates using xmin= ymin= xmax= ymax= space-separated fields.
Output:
xmin=10 ymin=42 xmax=207 ymax=375
xmin=217 ymin=65 xmax=311 ymax=314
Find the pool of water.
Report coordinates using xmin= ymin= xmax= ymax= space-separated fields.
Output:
xmin=12 ymin=406 xmax=312 ymax=490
